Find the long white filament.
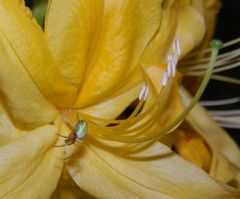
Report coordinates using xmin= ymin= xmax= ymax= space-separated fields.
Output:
xmin=200 ymin=97 xmax=240 ymax=106
xmin=200 ymin=98 xmax=240 ymax=129
xmin=180 ymin=37 xmax=240 ymax=84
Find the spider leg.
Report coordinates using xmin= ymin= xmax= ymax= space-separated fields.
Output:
xmin=53 ymin=144 xmax=68 ymax=147
xmin=65 ymin=121 xmax=74 ymax=131
xmin=53 ymin=142 xmax=73 ymax=147
xmin=56 ymin=133 xmax=69 ymax=138
xmin=75 ymin=139 xmax=83 ymax=143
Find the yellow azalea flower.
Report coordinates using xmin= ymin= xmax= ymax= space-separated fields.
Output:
xmin=0 ymin=0 xmax=239 ymax=199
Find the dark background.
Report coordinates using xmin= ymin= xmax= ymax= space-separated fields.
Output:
xmin=202 ymin=0 xmax=240 ymax=145
xmin=25 ymin=0 xmax=240 ymax=145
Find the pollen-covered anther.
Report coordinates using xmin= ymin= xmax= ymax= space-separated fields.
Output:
xmin=138 ymin=85 xmax=149 ymax=101
xmin=173 ymin=38 xmax=181 ymax=56
xmin=161 ymin=72 xmax=168 ymax=86
xmin=167 ymin=55 xmax=177 ymax=77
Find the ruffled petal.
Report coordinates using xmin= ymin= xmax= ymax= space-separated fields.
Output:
xmin=64 ymin=0 xmax=164 ymax=107
xmin=141 ymin=1 xmax=177 ymax=65
xmin=0 ymin=0 xmax=77 ymax=108
xmin=67 ymin=139 xmax=239 ymax=199
xmin=45 ymin=0 xmax=104 ymax=87
xmin=0 ymin=124 xmax=64 ymax=199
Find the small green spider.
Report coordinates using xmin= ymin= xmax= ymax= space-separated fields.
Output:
xmin=55 ymin=119 xmax=88 ymax=147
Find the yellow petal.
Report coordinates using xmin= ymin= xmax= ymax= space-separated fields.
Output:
xmin=67 ymin=139 xmax=239 ymax=199
xmin=0 ymin=100 xmax=25 ymax=146
xmin=51 ymin=187 xmax=93 ymax=199
xmin=191 ymin=0 xmax=221 ymax=51
xmin=71 ymin=0 xmax=164 ymax=107
xmin=51 ymin=168 xmax=95 ymax=199
xmin=181 ymin=88 xmax=240 ymax=184
xmin=0 ymin=0 xmax=77 ymax=107
xmin=79 ymin=84 xmax=142 ymax=120
xmin=0 ymin=124 xmax=64 ymax=199
xmin=45 ymin=0 xmax=104 ymax=86
xmin=0 ymin=31 xmax=57 ymax=127
xmin=141 ymin=1 xmax=177 ymax=65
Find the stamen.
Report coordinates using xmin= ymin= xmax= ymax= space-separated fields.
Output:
xmin=212 ymin=114 xmax=240 ymax=129
xmin=200 ymin=97 xmax=240 ymax=106
xmin=72 ymin=40 xmax=221 ymax=143
xmin=181 ymin=38 xmax=240 ymax=84
xmin=138 ymin=85 xmax=149 ymax=101
xmin=171 ymin=57 xmax=177 ymax=77
xmin=173 ymin=39 xmax=181 ymax=56
xmin=209 ymin=109 xmax=240 ymax=116
xmin=143 ymin=86 xmax=149 ymax=101
xmin=167 ymin=55 xmax=172 ymax=77
xmin=162 ymin=72 xmax=168 ymax=86
xmin=211 ymin=75 xmax=240 ymax=85
xmin=217 ymin=122 xmax=240 ymax=129
xmin=180 ymin=37 xmax=240 ymax=62
xmin=167 ymin=55 xmax=177 ymax=77
xmin=200 ymin=98 xmax=240 ymax=129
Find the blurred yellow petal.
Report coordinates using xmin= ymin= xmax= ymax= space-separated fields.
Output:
xmin=181 ymin=88 xmax=240 ymax=185
xmin=0 ymin=0 xmax=77 ymax=107
xmin=192 ymin=0 xmax=221 ymax=50
xmin=173 ymin=130 xmax=212 ymax=172
xmin=0 ymin=124 xmax=63 ymax=198
xmin=176 ymin=5 xmax=205 ymax=57
xmin=67 ymin=139 xmax=239 ymax=199
xmin=71 ymin=0 xmax=164 ymax=107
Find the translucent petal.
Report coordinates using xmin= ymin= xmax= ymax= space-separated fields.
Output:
xmin=0 ymin=0 xmax=77 ymax=107
xmin=67 ymin=139 xmax=239 ymax=199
